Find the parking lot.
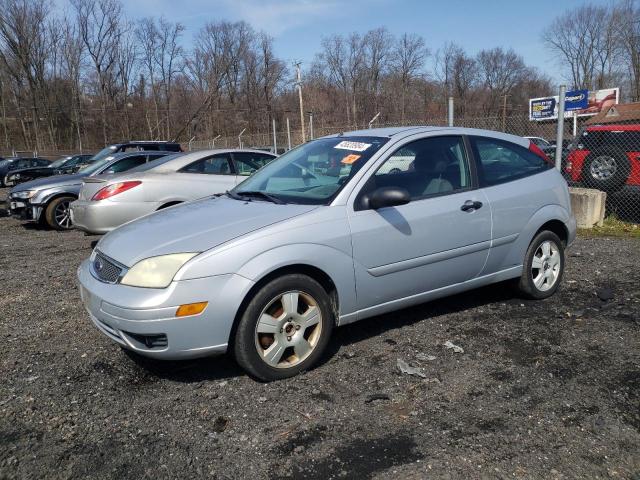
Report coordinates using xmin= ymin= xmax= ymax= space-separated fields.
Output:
xmin=0 ymin=185 xmax=638 ymax=479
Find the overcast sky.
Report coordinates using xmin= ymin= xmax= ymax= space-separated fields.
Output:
xmin=65 ymin=0 xmax=614 ymax=87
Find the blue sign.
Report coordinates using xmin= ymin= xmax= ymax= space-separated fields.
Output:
xmin=564 ymin=89 xmax=588 ymax=111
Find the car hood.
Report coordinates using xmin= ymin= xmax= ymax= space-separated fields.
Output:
xmin=97 ymin=196 xmax=318 ymax=266
xmin=11 ymin=173 xmax=87 ymax=192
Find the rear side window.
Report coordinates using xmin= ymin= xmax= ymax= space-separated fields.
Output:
xmin=232 ymin=152 xmax=276 ymax=176
xmin=471 ymin=136 xmax=550 ymax=187
xmin=106 ymin=155 xmax=147 ymax=173
xmin=180 ymin=154 xmax=233 ymax=175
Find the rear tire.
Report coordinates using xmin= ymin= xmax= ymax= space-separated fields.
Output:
xmin=233 ymin=274 xmax=334 ymax=381
xmin=44 ymin=195 xmax=75 ymax=230
xmin=582 ymin=147 xmax=630 ymax=192
xmin=515 ymin=230 xmax=565 ymax=300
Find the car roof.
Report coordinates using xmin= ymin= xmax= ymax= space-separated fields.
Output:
xmin=327 ymin=125 xmax=529 ymax=146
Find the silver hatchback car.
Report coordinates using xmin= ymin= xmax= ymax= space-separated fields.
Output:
xmin=78 ymin=127 xmax=576 ymax=381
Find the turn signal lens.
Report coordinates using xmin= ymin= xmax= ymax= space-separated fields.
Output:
xmin=92 ymin=181 xmax=142 ymax=201
xmin=176 ymin=302 xmax=208 ymax=317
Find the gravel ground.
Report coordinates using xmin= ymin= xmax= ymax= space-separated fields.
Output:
xmin=0 ymin=186 xmax=639 ymax=480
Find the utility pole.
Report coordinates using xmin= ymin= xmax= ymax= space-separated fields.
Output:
xmin=294 ymin=62 xmax=306 ymax=143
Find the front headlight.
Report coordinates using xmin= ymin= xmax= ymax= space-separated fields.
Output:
xmin=12 ymin=190 xmax=35 ymax=199
xmin=120 ymin=253 xmax=199 ymax=288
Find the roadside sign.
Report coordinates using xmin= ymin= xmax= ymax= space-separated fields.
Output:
xmin=529 ymin=88 xmax=618 ymax=121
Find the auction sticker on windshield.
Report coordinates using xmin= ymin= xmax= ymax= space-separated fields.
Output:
xmin=341 ymin=154 xmax=361 ymax=164
xmin=334 ymin=141 xmax=371 ymax=152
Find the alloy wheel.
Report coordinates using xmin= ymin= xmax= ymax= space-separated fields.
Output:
xmin=531 ymin=240 xmax=561 ymax=292
xmin=54 ymin=200 xmax=72 ymax=229
xmin=589 ymin=155 xmax=617 ymax=180
xmin=254 ymin=291 xmax=322 ymax=369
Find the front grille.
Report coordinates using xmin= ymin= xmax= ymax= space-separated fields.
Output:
xmin=93 ymin=252 xmax=123 ymax=283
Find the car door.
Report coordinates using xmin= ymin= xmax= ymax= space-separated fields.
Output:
xmin=468 ymin=135 xmax=554 ymax=275
xmin=347 ymin=135 xmax=492 ymax=310
xmin=175 ymin=153 xmax=237 ymax=198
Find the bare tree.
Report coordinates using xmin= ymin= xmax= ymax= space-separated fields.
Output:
xmin=0 ymin=0 xmax=52 ymax=149
xmin=390 ymin=33 xmax=428 ymax=122
xmin=615 ymin=0 xmax=640 ymax=100
xmin=543 ymin=4 xmax=620 ymax=89
xmin=72 ymin=0 xmax=123 ymax=144
xmin=476 ymin=47 xmax=528 ymax=115
xmin=155 ymin=18 xmax=183 ymax=138
xmin=60 ymin=20 xmax=85 ymax=149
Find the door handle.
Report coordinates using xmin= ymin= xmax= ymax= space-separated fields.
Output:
xmin=460 ymin=200 xmax=483 ymax=212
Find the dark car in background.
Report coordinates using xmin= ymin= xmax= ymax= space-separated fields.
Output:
xmin=8 ymin=151 xmax=171 ymax=230
xmin=565 ymin=124 xmax=640 ymax=192
xmin=4 ymin=154 xmax=92 ymax=187
xmin=68 ymin=141 xmax=183 ymax=173
xmin=0 ymin=157 xmax=51 ymax=187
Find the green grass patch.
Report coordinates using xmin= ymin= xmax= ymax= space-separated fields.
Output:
xmin=578 ymin=215 xmax=640 ymax=238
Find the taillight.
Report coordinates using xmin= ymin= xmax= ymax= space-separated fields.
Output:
xmin=529 ymin=141 xmax=553 ymax=165
xmin=91 ymin=181 xmax=142 ymax=201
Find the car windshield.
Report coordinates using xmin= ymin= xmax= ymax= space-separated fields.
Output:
xmin=233 ymin=136 xmax=389 ymax=205
xmin=77 ymin=156 xmax=115 ymax=175
xmin=127 ymin=153 xmax=184 ymax=173
xmin=49 ymin=157 xmax=71 ymax=168
xmin=88 ymin=145 xmax=118 ymax=162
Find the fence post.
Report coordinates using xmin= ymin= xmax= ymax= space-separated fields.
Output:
xmin=447 ymin=97 xmax=454 ymax=127
xmin=188 ymin=135 xmax=195 ymax=151
xmin=555 ymin=85 xmax=566 ymax=171
xmin=309 ymin=112 xmax=314 ymax=140
xmin=286 ymin=118 xmax=292 ymax=150
xmin=272 ymin=119 xmax=277 ymax=153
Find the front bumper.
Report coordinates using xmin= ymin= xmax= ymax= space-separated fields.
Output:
xmin=7 ymin=196 xmax=40 ymax=221
xmin=77 ymin=258 xmax=254 ymax=360
xmin=71 ymin=199 xmax=158 ymax=234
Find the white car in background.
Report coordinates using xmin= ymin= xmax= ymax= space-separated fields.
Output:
xmin=70 ymin=149 xmax=277 ymax=234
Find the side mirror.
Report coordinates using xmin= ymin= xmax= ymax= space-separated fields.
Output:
xmin=368 ymin=186 xmax=411 ymax=210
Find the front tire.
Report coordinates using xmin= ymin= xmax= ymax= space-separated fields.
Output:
xmin=233 ymin=274 xmax=334 ymax=381
xmin=44 ymin=195 xmax=75 ymax=230
xmin=516 ymin=230 xmax=565 ymax=300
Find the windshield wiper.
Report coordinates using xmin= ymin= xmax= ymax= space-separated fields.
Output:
xmin=233 ymin=190 xmax=285 ymax=204
xmin=224 ymin=190 xmax=244 ymax=200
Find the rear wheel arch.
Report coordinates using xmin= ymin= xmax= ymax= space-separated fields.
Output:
xmin=535 ymin=219 xmax=568 ymax=246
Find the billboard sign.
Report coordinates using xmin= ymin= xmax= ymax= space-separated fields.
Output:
xmin=529 ymin=88 xmax=619 ymax=121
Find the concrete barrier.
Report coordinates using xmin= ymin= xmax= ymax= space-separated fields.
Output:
xmin=569 ymin=187 xmax=606 ymax=228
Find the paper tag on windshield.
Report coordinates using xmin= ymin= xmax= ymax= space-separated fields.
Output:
xmin=341 ymin=154 xmax=361 ymax=164
xmin=334 ymin=141 xmax=371 ymax=152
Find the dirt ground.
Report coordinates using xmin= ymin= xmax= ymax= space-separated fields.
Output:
xmin=0 ymin=187 xmax=638 ymax=479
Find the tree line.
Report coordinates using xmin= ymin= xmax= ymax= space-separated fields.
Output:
xmin=0 ymin=0 xmax=638 ymax=152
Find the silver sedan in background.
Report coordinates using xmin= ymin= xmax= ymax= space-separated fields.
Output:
xmin=70 ymin=149 xmax=277 ymax=234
